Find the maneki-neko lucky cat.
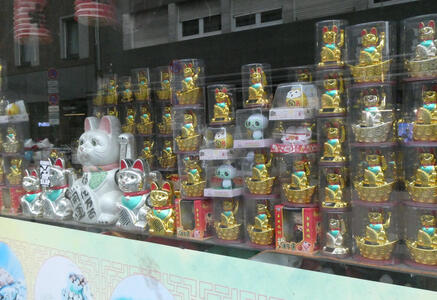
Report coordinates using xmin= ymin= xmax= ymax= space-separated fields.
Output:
xmin=70 ymin=116 xmax=129 ymax=224
xmin=211 ymin=88 xmax=232 ymax=123
xmin=359 ymin=27 xmax=385 ymax=66
xmin=319 ymin=25 xmax=344 ymax=66
xmin=416 ymin=20 xmax=437 ymax=60
xmin=246 ymin=67 xmax=269 ymax=106
xmin=146 ymin=180 xmax=175 ymax=236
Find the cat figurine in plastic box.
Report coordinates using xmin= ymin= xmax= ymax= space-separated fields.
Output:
xmin=116 ymin=158 xmax=150 ymax=231
xmin=70 ymin=116 xmax=134 ymax=224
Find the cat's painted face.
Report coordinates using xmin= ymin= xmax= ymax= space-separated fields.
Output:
xmin=78 ymin=116 xmax=120 ymax=167
xmin=118 ymin=169 xmax=143 ymax=193
xmin=22 ymin=170 xmax=39 ymax=192
xmin=117 ymin=159 xmax=147 ymax=193
xmin=49 ymin=159 xmax=68 ymax=187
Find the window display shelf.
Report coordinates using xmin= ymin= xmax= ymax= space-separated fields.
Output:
xmin=3 ymin=213 xmax=437 ymax=280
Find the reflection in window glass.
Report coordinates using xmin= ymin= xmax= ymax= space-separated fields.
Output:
xmin=261 ymin=9 xmax=282 ymax=23
xmin=235 ymin=14 xmax=256 ymax=27
xmin=204 ymin=15 xmax=221 ymax=33
xmin=66 ymin=19 xmax=79 ymax=58
xmin=182 ymin=19 xmax=200 ymax=36
xmin=20 ymin=44 xmax=33 ymax=66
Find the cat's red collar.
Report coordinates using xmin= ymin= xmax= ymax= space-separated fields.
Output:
xmin=26 ymin=190 xmax=41 ymax=194
xmin=50 ymin=185 xmax=69 ymax=190
xmin=124 ymin=190 xmax=150 ymax=196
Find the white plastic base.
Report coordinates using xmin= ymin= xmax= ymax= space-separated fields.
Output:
xmin=199 ymin=148 xmax=237 ymax=160
xmin=233 ymin=139 xmax=275 ymax=149
xmin=204 ymin=188 xmax=243 ymax=198
xmin=269 ymin=108 xmax=314 ymax=121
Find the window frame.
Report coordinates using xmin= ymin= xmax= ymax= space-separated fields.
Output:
xmin=14 ymin=40 xmax=40 ymax=67
xmin=231 ymin=7 xmax=283 ymax=32
xmin=367 ymin=0 xmax=417 ymax=8
xmin=178 ymin=14 xmax=222 ymax=41
xmin=60 ymin=15 xmax=89 ymax=60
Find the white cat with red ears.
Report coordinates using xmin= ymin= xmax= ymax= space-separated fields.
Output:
xmin=70 ymin=116 xmax=135 ymax=225
xmin=21 ymin=169 xmax=44 ymax=217
xmin=116 ymin=159 xmax=150 ymax=231
xmin=41 ymin=158 xmax=75 ymax=220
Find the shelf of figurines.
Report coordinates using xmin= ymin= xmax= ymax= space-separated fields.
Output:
xmin=2 ymin=211 xmax=437 ymax=279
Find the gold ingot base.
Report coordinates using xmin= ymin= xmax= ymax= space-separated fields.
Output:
xmin=355 ymin=236 xmax=397 ymax=260
xmin=413 ymin=123 xmax=437 ymax=141
xmin=210 ymin=116 xmax=234 ymax=124
xmin=282 ymin=184 xmax=315 ymax=204
xmin=122 ymin=124 xmax=135 ymax=134
xmin=354 ymin=181 xmax=394 ymax=203
xmin=407 ymin=182 xmax=437 ymax=204
xmin=405 ymin=57 xmax=437 ymax=78
xmin=214 ymin=223 xmax=241 ymax=240
xmin=320 ymin=156 xmax=346 ymax=163
xmin=136 ymin=122 xmax=154 ymax=135
xmin=7 ymin=176 xmax=21 ymax=186
xmin=406 ymin=240 xmax=437 ymax=265
xmin=135 ymin=89 xmax=151 ymax=101
xmin=245 ymin=97 xmax=270 ymax=107
xmin=148 ymin=216 xmax=174 ymax=236
xmin=157 ymin=89 xmax=171 ymax=101
xmin=182 ymin=181 xmax=206 ymax=197
xmin=158 ymin=124 xmax=172 ymax=135
xmin=158 ymin=155 xmax=176 ymax=169
xmin=176 ymin=88 xmax=201 ymax=105
xmin=3 ymin=143 xmax=20 ymax=153
xmin=319 ymin=107 xmax=346 ymax=114
xmin=321 ymin=201 xmax=349 ymax=209
xmin=245 ymin=177 xmax=275 ymax=194
xmin=352 ymin=122 xmax=391 ymax=143
xmin=175 ymin=135 xmax=200 ymax=152
xmin=105 ymin=95 xmax=118 ymax=105
xmin=247 ymin=226 xmax=274 ymax=245
xmin=349 ymin=60 xmax=391 ymax=83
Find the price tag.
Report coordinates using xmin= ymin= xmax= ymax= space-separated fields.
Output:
xmin=39 ymin=160 xmax=51 ymax=187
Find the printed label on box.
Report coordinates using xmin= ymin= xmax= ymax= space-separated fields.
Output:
xmin=269 ymin=108 xmax=314 ymax=121
xmin=199 ymin=149 xmax=236 ymax=160
xmin=234 ymin=139 xmax=275 ymax=149
xmin=271 ymin=143 xmax=319 ymax=154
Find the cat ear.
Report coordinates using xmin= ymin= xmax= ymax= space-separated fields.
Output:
xmin=162 ymin=181 xmax=172 ymax=192
xmin=215 ymin=88 xmax=220 ymax=94
xmin=133 ymin=159 xmax=144 ymax=172
xmin=120 ymin=159 xmax=128 ymax=170
xmin=84 ymin=117 xmax=99 ymax=132
xmin=55 ymin=158 xmax=65 ymax=169
xmin=361 ymin=29 xmax=367 ymax=36
xmin=222 ymin=88 xmax=228 ymax=93
xmin=99 ymin=116 xmax=120 ymax=135
xmin=151 ymin=182 xmax=159 ymax=191
xmin=323 ymin=26 xmax=328 ymax=33
xmin=429 ymin=20 xmax=435 ymax=29
xmin=24 ymin=169 xmax=30 ymax=177
xmin=332 ymin=25 xmax=338 ymax=33
xmin=370 ymin=27 xmax=377 ymax=35
xmin=31 ymin=169 xmax=38 ymax=177
xmin=419 ymin=22 xmax=425 ymax=29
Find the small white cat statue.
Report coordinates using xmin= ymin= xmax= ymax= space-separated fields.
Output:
xmin=116 ymin=159 xmax=150 ymax=231
xmin=41 ymin=158 xmax=75 ymax=220
xmin=70 ymin=116 xmax=132 ymax=224
xmin=21 ymin=169 xmax=44 ymax=217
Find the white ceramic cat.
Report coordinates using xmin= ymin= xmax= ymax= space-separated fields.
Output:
xmin=116 ymin=159 xmax=150 ymax=231
xmin=70 ymin=116 xmax=126 ymax=224
xmin=21 ymin=169 xmax=44 ymax=217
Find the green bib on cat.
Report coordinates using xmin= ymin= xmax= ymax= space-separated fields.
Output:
xmin=89 ymin=171 xmax=107 ymax=190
